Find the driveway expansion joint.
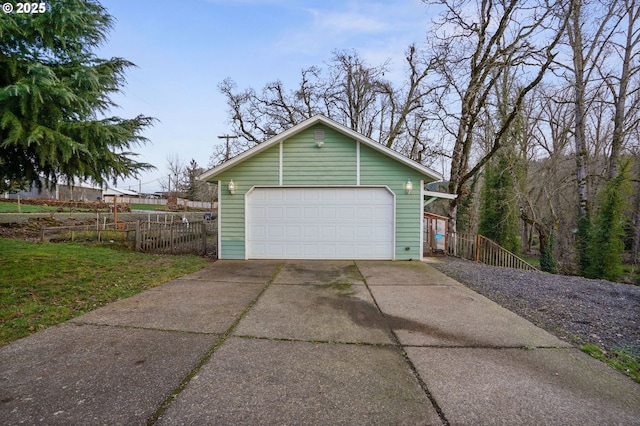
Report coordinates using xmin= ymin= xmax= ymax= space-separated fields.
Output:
xmin=402 ymin=344 xmax=577 ymax=350
xmin=353 ymin=260 xmax=451 ymax=426
xmin=146 ymin=262 xmax=285 ymax=425
xmin=232 ymin=334 xmax=396 ymax=347
xmin=68 ymin=320 xmax=221 ymax=336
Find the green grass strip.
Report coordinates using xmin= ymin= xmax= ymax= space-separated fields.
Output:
xmin=0 ymin=238 xmax=210 ymax=346
xmin=581 ymin=343 xmax=640 ymax=384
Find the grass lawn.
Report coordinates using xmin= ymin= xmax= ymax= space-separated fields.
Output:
xmin=522 ymin=256 xmax=541 ymax=269
xmin=130 ymin=203 xmax=168 ymax=211
xmin=0 ymin=202 xmax=60 ymax=213
xmin=0 ymin=238 xmax=211 ymax=346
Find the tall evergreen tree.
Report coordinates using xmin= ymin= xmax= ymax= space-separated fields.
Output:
xmin=0 ymin=0 xmax=154 ymax=190
xmin=455 ymin=175 xmax=479 ymax=234
xmin=185 ymin=159 xmax=202 ymax=201
xmin=584 ymin=160 xmax=632 ymax=281
xmin=477 ymin=69 xmax=524 ymax=254
xmin=539 ymin=231 xmax=558 ymax=274
xmin=478 ymin=152 xmax=520 ymax=253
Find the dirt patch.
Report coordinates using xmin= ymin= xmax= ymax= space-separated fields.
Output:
xmin=0 ymin=217 xmax=96 ymax=242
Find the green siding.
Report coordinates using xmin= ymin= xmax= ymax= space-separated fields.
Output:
xmin=207 ymin=123 xmax=433 ymax=260
xmin=283 ymin=124 xmax=357 ymax=185
xmin=360 ymin=143 xmax=424 ymax=260
xmin=215 ymin=144 xmax=279 ymax=259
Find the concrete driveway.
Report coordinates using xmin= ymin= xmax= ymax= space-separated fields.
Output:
xmin=1 ymin=260 xmax=639 ymax=425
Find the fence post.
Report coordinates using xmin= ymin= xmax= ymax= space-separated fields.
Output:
xmin=475 ymin=234 xmax=480 ymax=262
xmin=201 ymin=222 xmax=207 ymax=255
xmin=135 ymin=220 xmax=141 ymax=251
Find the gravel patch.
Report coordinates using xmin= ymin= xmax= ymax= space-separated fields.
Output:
xmin=430 ymin=257 xmax=640 ymax=356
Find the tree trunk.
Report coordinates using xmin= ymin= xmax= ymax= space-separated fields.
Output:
xmin=632 ymin=181 xmax=640 ymax=263
xmin=571 ymin=1 xmax=589 ymax=220
xmin=606 ymin=0 xmax=638 ymax=179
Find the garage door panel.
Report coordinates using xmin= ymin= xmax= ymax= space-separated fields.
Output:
xmin=266 ymin=225 xmax=284 ymax=238
xmin=283 ymin=244 xmax=304 ymax=257
xmin=252 ymin=227 xmax=267 ymax=239
xmin=319 ymin=206 xmax=336 ymax=219
xmin=318 ymin=225 xmax=337 ymax=238
xmin=251 ymin=206 xmax=267 ymax=220
xmin=285 ymin=226 xmax=301 ymax=238
xmin=337 ymin=207 xmax=355 ymax=219
xmin=285 ymin=206 xmax=302 ymax=220
xmin=304 ymin=207 xmax=319 ymax=220
xmin=338 ymin=226 xmax=356 ymax=238
xmin=247 ymin=187 xmax=393 ymax=260
xmin=302 ymin=226 xmax=318 ymax=238
xmin=267 ymin=206 xmax=284 ymax=219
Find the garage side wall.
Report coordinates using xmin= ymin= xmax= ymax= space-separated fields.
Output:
xmin=215 ymin=144 xmax=279 ymax=259
xmin=359 ymin=144 xmax=423 ymax=260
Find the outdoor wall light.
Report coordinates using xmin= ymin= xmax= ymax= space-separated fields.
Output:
xmin=405 ymin=179 xmax=413 ymax=195
xmin=316 ymin=139 xmax=324 ymax=148
xmin=228 ymin=179 xmax=236 ymax=195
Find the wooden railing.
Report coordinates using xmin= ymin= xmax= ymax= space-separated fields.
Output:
xmin=41 ymin=222 xmax=137 ymax=243
xmin=447 ymin=233 xmax=539 ymax=272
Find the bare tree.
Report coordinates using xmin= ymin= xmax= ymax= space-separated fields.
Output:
xmin=217 ymin=47 xmax=441 ymax=164
xmin=521 ymin=84 xmax=576 ymax=271
xmin=600 ymin=0 xmax=640 ymax=178
xmin=425 ymin=0 xmax=570 ymax=232
xmin=161 ymin=155 xmax=188 ymax=196
xmin=323 ymin=50 xmax=388 ymax=138
xmin=557 ymin=0 xmax=624 ymax=270
xmin=217 ymin=51 xmax=387 ymax=147
xmin=379 ymin=45 xmax=442 ymax=150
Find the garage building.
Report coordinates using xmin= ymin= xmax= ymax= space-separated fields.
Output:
xmin=199 ymin=115 xmax=447 ymax=260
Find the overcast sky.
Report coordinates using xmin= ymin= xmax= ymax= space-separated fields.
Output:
xmin=97 ymin=0 xmax=432 ymax=193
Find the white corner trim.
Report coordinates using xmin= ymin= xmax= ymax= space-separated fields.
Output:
xmin=356 ymin=141 xmax=361 ymax=185
xmin=217 ymin=181 xmax=222 ymax=259
xmin=244 ymin=186 xmax=251 ymax=260
xmin=279 ymin=141 xmax=283 ymax=185
xmin=420 ymin=180 xmax=425 ymax=260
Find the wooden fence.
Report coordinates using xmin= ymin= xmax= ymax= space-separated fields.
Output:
xmin=40 ymin=220 xmax=216 ymax=256
xmin=104 ymin=196 xmax=214 ymax=210
xmin=41 ymin=222 xmax=137 ymax=243
xmin=136 ymin=221 xmax=212 ymax=255
xmin=447 ymin=233 xmax=539 ymax=271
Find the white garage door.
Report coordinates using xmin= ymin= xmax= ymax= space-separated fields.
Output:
xmin=246 ymin=187 xmax=394 ymax=259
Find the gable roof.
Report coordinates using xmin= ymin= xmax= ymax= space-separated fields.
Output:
xmin=199 ymin=115 xmax=443 ymax=182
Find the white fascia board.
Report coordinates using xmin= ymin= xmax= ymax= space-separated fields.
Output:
xmin=198 ymin=119 xmax=321 ymax=182
xmin=424 ymin=190 xmax=457 ymax=200
xmin=312 ymin=116 xmax=443 ymax=181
